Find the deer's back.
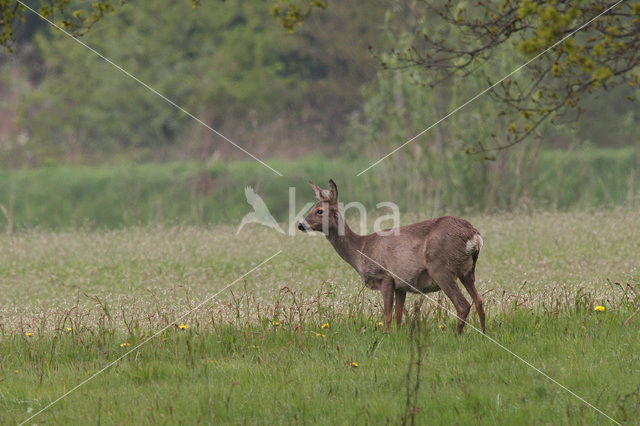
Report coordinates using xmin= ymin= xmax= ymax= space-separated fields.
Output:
xmin=360 ymin=216 xmax=482 ymax=292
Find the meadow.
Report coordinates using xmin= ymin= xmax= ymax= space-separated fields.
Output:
xmin=1 ymin=210 xmax=639 ymax=424
xmin=4 ymin=1 xmax=640 ymax=422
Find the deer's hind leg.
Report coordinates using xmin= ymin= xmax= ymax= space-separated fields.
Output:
xmin=394 ymin=289 xmax=406 ymax=329
xmin=431 ymin=267 xmax=471 ymax=334
xmin=460 ymin=270 xmax=485 ymax=333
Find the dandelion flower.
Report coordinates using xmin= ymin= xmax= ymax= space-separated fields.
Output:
xmin=350 ymin=362 xmax=359 ymax=368
xmin=376 ymin=321 xmax=384 ymax=327
xmin=316 ymin=333 xmax=325 ymax=337
xmin=66 ymin=327 xmax=72 ymax=332
xmin=439 ymin=324 xmax=445 ymax=330
xmin=25 ymin=332 xmax=33 ymax=337
xmin=321 ymin=323 xmax=330 ymax=329
xmin=120 ymin=342 xmax=130 ymax=348
xmin=14 ymin=370 xmax=19 ymax=374
xmin=594 ymin=305 xmax=606 ymax=312
xmin=272 ymin=321 xmax=280 ymax=327
xmin=178 ymin=324 xmax=188 ymax=330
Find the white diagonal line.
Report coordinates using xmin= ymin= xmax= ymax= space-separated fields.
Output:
xmin=17 ymin=0 xmax=283 ymax=177
xmin=18 ymin=249 xmax=283 ymax=426
xmin=357 ymin=0 xmax=625 ymax=176
xmin=356 ymin=249 xmax=620 ymax=425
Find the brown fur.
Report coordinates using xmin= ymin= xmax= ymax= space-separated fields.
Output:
xmin=299 ymin=179 xmax=485 ymax=334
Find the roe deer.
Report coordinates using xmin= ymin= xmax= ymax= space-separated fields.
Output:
xmin=297 ymin=179 xmax=485 ymax=334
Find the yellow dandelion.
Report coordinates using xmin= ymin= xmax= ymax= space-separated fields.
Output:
xmin=316 ymin=333 xmax=325 ymax=337
xmin=321 ymin=323 xmax=330 ymax=329
xmin=25 ymin=332 xmax=33 ymax=337
xmin=439 ymin=324 xmax=445 ymax=330
xmin=120 ymin=342 xmax=130 ymax=348
xmin=252 ymin=345 xmax=260 ymax=349
xmin=178 ymin=324 xmax=188 ymax=330
xmin=350 ymin=362 xmax=359 ymax=368
xmin=376 ymin=321 xmax=384 ymax=327
xmin=66 ymin=327 xmax=72 ymax=332
xmin=14 ymin=370 xmax=19 ymax=374
xmin=594 ymin=305 xmax=606 ymax=312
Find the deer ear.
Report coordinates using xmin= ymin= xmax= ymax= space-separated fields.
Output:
xmin=309 ymin=180 xmax=329 ymax=201
xmin=328 ymin=179 xmax=338 ymax=204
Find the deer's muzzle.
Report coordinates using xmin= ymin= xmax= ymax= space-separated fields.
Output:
xmin=298 ymin=221 xmax=310 ymax=232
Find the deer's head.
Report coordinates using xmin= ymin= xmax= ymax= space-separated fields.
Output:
xmin=298 ymin=179 xmax=340 ymax=234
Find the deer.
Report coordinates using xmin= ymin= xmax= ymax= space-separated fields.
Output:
xmin=297 ymin=179 xmax=485 ymax=334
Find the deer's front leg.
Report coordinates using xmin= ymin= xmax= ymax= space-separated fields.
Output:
xmin=381 ymin=277 xmax=395 ymax=332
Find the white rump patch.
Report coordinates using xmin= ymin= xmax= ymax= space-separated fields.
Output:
xmin=465 ymin=234 xmax=483 ymax=254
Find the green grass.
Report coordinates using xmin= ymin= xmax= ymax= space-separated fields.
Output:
xmin=0 ymin=147 xmax=639 ymax=230
xmin=2 ymin=309 xmax=639 ymax=425
xmin=1 ymin=211 xmax=639 ymax=424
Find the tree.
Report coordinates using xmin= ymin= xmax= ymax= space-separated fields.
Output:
xmin=1 ymin=0 xmax=323 ymax=51
xmin=20 ymin=0 xmax=310 ymax=159
xmin=270 ymin=0 xmax=326 ymax=32
xmin=16 ymin=0 xmax=386 ymax=162
xmin=0 ymin=0 xmax=129 ymax=51
xmin=376 ymin=0 xmax=640 ymax=153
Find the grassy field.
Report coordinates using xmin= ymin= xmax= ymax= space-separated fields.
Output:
xmin=1 ymin=211 xmax=640 ymax=424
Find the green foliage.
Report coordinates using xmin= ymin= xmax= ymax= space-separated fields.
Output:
xmin=22 ymin=0 xmax=301 ymax=156
xmin=0 ymin=0 xmax=216 ymax=50
xmin=0 ymin=148 xmax=639 ymax=230
xmin=377 ymin=0 xmax=640 ymax=152
xmin=271 ymin=0 xmax=326 ymax=33
xmin=13 ymin=0 xmax=386 ymax=162
xmin=0 ymin=0 xmax=129 ymax=51
xmin=0 ymin=0 xmax=21 ymax=51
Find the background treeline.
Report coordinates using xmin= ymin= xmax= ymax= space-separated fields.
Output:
xmin=2 ymin=0 xmax=639 ymax=164
xmin=1 ymin=0 xmax=639 ymax=230
xmin=1 ymin=0 xmax=385 ymax=163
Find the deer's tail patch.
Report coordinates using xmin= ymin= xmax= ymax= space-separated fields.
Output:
xmin=465 ymin=234 xmax=483 ymax=255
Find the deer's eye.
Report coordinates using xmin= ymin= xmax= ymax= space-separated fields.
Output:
xmin=316 ymin=209 xmax=323 ymax=215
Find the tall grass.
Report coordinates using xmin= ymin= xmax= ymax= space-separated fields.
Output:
xmin=2 ymin=307 xmax=640 ymax=425
xmin=2 ymin=211 xmax=639 ymax=332
xmin=0 ymin=147 xmax=638 ymax=230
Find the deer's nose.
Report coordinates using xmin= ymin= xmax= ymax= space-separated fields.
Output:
xmin=298 ymin=222 xmax=308 ymax=232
